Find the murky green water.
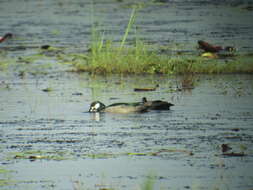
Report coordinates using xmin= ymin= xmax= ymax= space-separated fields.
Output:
xmin=1 ymin=0 xmax=253 ymax=189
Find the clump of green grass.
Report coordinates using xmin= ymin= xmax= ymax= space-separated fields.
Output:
xmin=75 ymin=7 xmax=174 ymax=74
xmin=73 ymin=47 xmax=253 ymax=75
xmin=72 ymin=7 xmax=172 ymax=74
xmin=76 ymin=41 xmax=173 ymax=74
xmin=69 ymin=7 xmax=253 ymax=75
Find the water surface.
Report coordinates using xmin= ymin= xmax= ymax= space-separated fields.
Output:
xmin=1 ymin=0 xmax=253 ymax=189
xmin=1 ymin=0 xmax=253 ymax=53
xmin=1 ymin=73 xmax=253 ymax=190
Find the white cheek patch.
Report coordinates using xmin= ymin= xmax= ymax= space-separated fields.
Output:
xmin=94 ymin=103 xmax=100 ymax=110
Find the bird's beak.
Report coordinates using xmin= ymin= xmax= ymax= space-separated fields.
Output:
xmin=89 ymin=107 xmax=96 ymax=112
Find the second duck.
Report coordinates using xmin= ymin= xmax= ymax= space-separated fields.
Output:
xmin=142 ymin=97 xmax=174 ymax=110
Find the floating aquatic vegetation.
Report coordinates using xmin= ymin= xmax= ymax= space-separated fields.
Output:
xmin=0 ymin=167 xmax=12 ymax=174
xmin=134 ymin=84 xmax=159 ymax=92
xmin=0 ymin=167 xmax=16 ymax=188
xmin=40 ymin=46 xmax=65 ymax=57
xmin=17 ymin=54 xmax=49 ymax=64
xmin=82 ymin=149 xmax=193 ymax=159
xmin=0 ymin=57 xmax=16 ymax=71
xmin=42 ymin=87 xmax=53 ymax=92
xmin=51 ymin=29 xmax=61 ymax=36
xmin=9 ymin=150 xmax=72 ymax=161
xmin=0 ymin=179 xmax=16 ymax=188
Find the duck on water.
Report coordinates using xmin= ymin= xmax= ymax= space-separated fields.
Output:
xmin=142 ymin=97 xmax=174 ymax=110
xmin=89 ymin=97 xmax=174 ymax=114
xmin=89 ymin=101 xmax=149 ymax=114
